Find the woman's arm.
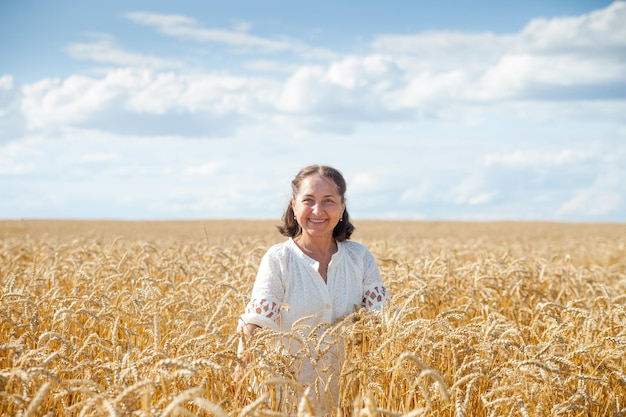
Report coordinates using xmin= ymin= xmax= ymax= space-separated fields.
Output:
xmin=233 ymin=246 xmax=285 ymax=382
xmin=236 ymin=323 xmax=260 ymax=358
xmin=361 ymin=247 xmax=388 ymax=310
xmin=232 ymin=323 xmax=261 ymax=383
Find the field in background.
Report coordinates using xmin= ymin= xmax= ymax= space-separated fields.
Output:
xmin=1 ymin=220 xmax=625 ymax=416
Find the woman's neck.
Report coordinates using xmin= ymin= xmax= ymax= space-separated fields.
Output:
xmin=294 ymin=234 xmax=337 ymax=258
xmin=294 ymin=234 xmax=337 ymax=282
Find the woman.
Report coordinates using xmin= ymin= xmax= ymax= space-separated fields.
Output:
xmin=234 ymin=165 xmax=388 ymax=413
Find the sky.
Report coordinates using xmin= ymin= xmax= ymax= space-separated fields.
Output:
xmin=1 ymin=0 xmax=625 ymax=222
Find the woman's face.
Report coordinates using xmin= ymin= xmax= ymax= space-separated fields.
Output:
xmin=292 ymin=174 xmax=345 ymax=240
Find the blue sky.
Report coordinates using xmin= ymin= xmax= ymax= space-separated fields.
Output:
xmin=1 ymin=1 xmax=624 ymax=221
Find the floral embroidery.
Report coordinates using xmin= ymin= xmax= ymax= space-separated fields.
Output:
xmin=246 ymin=298 xmax=280 ymax=320
xmin=363 ymin=285 xmax=387 ymax=308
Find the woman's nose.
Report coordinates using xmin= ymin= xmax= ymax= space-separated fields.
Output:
xmin=312 ymin=201 xmax=323 ymax=213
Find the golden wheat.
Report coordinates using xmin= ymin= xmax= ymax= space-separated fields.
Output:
xmin=1 ymin=220 xmax=625 ymax=416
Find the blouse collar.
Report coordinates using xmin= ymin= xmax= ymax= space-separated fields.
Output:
xmin=288 ymin=237 xmax=344 ymax=268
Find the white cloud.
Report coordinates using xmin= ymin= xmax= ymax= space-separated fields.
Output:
xmin=471 ymin=2 xmax=626 ymax=100
xmin=66 ymin=34 xmax=183 ymax=68
xmin=243 ymin=60 xmax=300 ymax=74
xmin=81 ymin=152 xmax=120 ymax=162
xmin=125 ymin=71 xmax=276 ymax=115
xmin=472 ymin=52 xmax=624 ymax=101
xmin=558 ymin=189 xmax=621 ymax=216
xmin=277 ymin=65 xmax=326 ymax=113
xmin=12 ymin=2 xmax=625 ymax=138
xmin=0 ymin=75 xmax=26 ymax=141
xmin=452 ymin=175 xmax=491 ymax=205
xmin=349 ymin=172 xmax=381 ymax=193
xmin=21 ymin=74 xmax=119 ymax=129
xmin=467 ymin=191 xmax=498 ymax=205
xmin=276 ymin=55 xmax=405 ymax=119
xmin=519 ymin=1 xmax=626 ymax=52
xmin=373 ymin=2 xmax=626 ymax=103
xmin=19 ymin=68 xmax=280 ymax=134
xmin=2 ymin=3 xmax=626 ymax=221
xmin=0 ymin=75 xmax=14 ymax=90
xmin=371 ymin=31 xmax=512 ymax=73
xmin=484 ymin=149 xmax=590 ymax=168
xmin=184 ymin=162 xmax=222 ymax=176
xmin=125 ymin=11 xmax=339 ymax=60
xmin=400 ymin=182 xmax=432 ymax=203
xmin=0 ymin=136 xmax=43 ymax=177
xmin=0 ymin=135 xmax=43 ymax=156
xmin=231 ymin=20 xmax=253 ymax=33
xmin=326 ymin=55 xmax=396 ymax=90
xmin=386 ymin=69 xmax=467 ymax=109
xmin=126 ymin=12 xmax=289 ymax=53
xmin=0 ymin=160 xmax=35 ymax=175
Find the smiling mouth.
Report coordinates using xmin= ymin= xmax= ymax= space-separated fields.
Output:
xmin=308 ymin=219 xmax=327 ymax=224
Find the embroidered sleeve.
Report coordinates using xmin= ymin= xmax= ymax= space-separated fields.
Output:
xmin=361 ymin=248 xmax=388 ymax=310
xmin=246 ymin=297 xmax=280 ymax=319
xmin=239 ymin=248 xmax=285 ymax=331
xmin=363 ymin=285 xmax=388 ymax=309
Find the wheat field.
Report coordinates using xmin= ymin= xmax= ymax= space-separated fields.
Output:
xmin=1 ymin=219 xmax=625 ymax=416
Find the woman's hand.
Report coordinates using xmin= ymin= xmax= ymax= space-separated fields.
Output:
xmin=231 ymin=323 xmax=260 ymax=383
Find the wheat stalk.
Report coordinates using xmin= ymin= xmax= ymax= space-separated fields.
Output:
xmin=1 ymin=220 xmax=625 ymax=416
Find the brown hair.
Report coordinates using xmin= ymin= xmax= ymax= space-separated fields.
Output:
xmin=277 ymin=165 xmax=355 ymax=241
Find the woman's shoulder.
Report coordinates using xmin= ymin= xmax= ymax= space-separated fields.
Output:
xmin=264 ymin=239 xmax=295 ymax=258
xmin=340 ymin=240 xmax=372 ymax=254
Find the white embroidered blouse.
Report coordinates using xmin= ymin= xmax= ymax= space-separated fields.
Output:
xmin=239 ymin=237 xmax=387 ymax=332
